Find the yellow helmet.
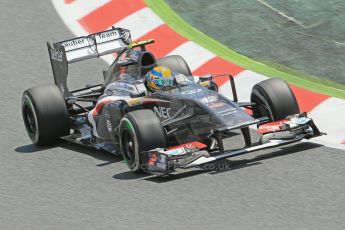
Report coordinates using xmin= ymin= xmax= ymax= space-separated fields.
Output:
xmin=146 ymin=66 xmax=174 ymax=91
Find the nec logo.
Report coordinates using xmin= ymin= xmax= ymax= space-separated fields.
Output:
xmin=154 ymin=106 xmax=171 ymax=119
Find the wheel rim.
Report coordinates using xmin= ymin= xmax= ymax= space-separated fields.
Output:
xmin=252 ymin=95 xmax=273 ymax=120
xmin=23 ymin=102 xmax=37 ymax=136
xmin=257 ymin=103 xmax=269 ymax=118
xmin=122 ymin=130 xmax=135 ymax=162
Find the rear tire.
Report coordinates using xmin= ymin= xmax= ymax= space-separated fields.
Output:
xmin=119 ymin=110 xmax=167 ymax=172
xmin=157 ymin=55 xmax=192 ymax=76
xmin=251 ymin=78 xmax=300 ymax=121
xmin=22 ymin=85 xmax=70 ymax=146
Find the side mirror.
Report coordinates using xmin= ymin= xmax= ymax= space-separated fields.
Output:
xmin=174 ymin=74 xmax=188 ymax=85
xmin=199 ymin=74 xmax=213 ymax=82
xmin=198 ymin=74 xmax=212 ymax=88
xmin=130 ymin=91 xmax=146 ymax=98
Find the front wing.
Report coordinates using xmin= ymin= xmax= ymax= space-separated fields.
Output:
xmin=140 ymin=115 xmax=323 ymax=175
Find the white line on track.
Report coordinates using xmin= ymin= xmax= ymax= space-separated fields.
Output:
xmin=232 ymin=70 xmax=268 ymax=101
xmin=167 ymin=41 xmax=215 ymax=71
xmin=51 ymin=0 xmax=114 ymax=36
xmin=256 ymin=0 xmax=320 ymax=29
xmin=101 ymin=7 xmax=164 ymax=64
xmin=51 ymin=0 xmax=88 ymax=36
xmin=113 ymin=7 xmax=164 ymax=41
xmin=308 ymin=97 xmax=345 ymax=150
xmin=65 ymin=0 xmax=111 ymax=20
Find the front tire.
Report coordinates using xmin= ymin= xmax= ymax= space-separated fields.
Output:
xmin=22 ymin=85 xmax=70 ymax=146
xmin=251 ymin=78 xmax=300 ymax=121
xmin=119 ymin=110 xmax=167 ymax=171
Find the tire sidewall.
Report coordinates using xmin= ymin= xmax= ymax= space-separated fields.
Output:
xmin=21 ymin=85 xmax=70 ymax=146
xmin=118 ymin=110 xmax=167 ymax=172
xmin=251 ymin=87 xmax=274 ymax=120
xmin=119 ymin=117 xmax=141 ymax=171
xmin=22 ymin=93 xmax=39 ymax=144
xmin=251 ymin=78 xmax=300 ymax=121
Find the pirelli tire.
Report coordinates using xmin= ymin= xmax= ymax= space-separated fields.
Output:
xmin=119 ymin=110 xmax=167 ymax=172
xmin=251 ymin=78 xmax=300 ymax=121
xmin=156 ymin=55 xmax=192 ymax=76
xmin=22 ymin=85 xmax=70 ymax=146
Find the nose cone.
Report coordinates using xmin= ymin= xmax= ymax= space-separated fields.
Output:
xmin=206 ymin=100 xmax=255 ymax=129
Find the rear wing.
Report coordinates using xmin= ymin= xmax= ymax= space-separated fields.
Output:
xmin=47 ymin=27 xmax=132 ymax=97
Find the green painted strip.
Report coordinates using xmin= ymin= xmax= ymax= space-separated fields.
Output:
xmin=145 ymin=0 xmax=345 ymax=99
xmin=125 ymin=120 xmax=134 ymax=134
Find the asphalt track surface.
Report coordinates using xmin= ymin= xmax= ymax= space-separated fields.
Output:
xmin=1 ymin=1 xmax=345 ymax=229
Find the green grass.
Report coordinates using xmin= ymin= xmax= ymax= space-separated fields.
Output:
xmin=145 ymin=0 xmax=345 ymax=99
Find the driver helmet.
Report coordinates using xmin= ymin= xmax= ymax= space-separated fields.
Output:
xmin=146 ymin=66 xmax=174 ymax=91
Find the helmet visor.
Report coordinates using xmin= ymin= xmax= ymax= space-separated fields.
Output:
xmin=153 ymin=78 xmax=174 ymax=87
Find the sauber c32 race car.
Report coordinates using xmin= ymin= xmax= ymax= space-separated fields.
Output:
xmin=22 ymin=27 xmax=323 ymax=175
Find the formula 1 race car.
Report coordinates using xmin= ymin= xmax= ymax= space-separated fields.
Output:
xmin=22 ymin=27 xmax=323 ymax=175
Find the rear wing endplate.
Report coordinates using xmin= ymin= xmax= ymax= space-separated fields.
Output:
xmin=47 ymin=27 xmax=132 ymax=97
